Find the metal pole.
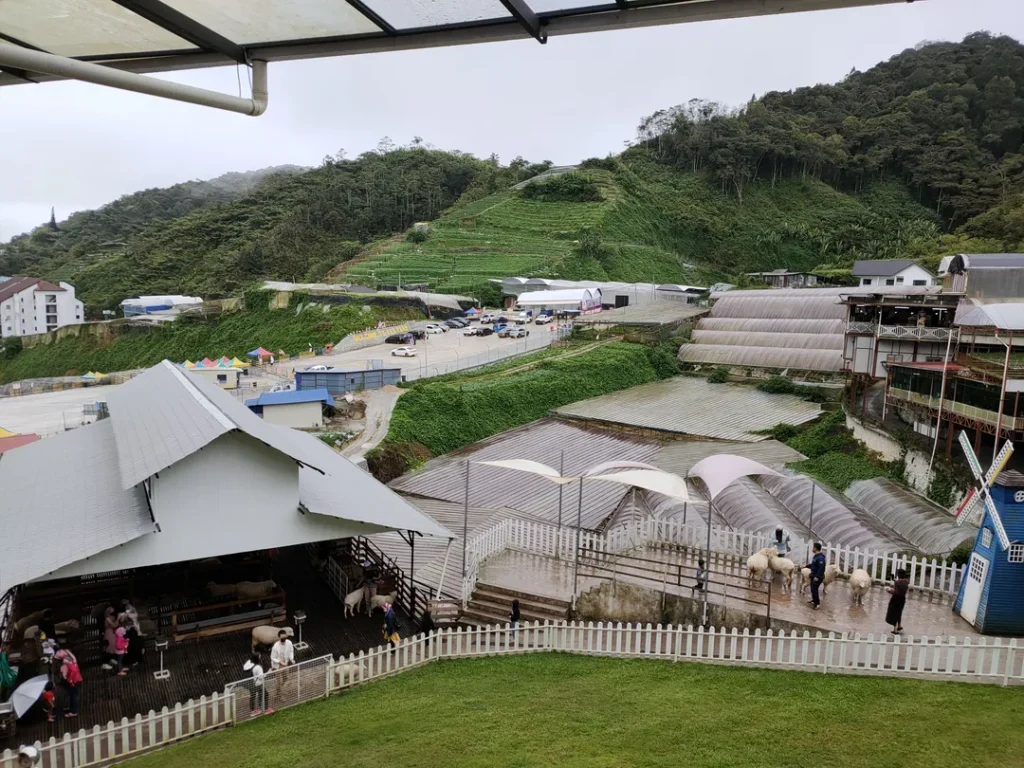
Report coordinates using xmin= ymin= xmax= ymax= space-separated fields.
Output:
xmin=461 ymin=460 xmax=470 ymax=578
xmin=928 ymin=327 xmax=957 ymax=474
xmin=556 ymin=451 xmax=565 ymax=559
xmin=808 ymin=481 xmax=817 ymax=560
xmin=702 ymin=499 xmax=714 ymax=627
xmin=572 ymin=476 xmax=583 ymax=605
xmin=0 ymin=42 xmax=269 ymax=115
xmin=409 ymin=532 xmax=416 ymax=617
xmin=993 ymin=330 xmax=1013 ymax=463
xmin=435 ymin=541 xmax=452 ymax=600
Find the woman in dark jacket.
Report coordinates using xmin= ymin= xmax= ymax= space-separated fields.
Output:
xmin=509 ymin=599 xmax=521 ymax=636
xmin=418 ymin=610 xmax=435 ymax=647
xmin=886 ymin=569 xmax=910 ymax=635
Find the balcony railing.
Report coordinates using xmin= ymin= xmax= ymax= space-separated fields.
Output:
xmin=943 ymin=273 xmax=967 ymax=294
xmin=846 ymin=322 xmax=955 ymax=341
xmin=888 ymin=387 xmax=1024 ymax=430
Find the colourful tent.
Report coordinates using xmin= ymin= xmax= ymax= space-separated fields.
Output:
xmin=247 ymin=347 xmax=272 ymax=359
xmin=81 ymin=372 xmax=97 ymax=380
xmin=218 ymin=356 xmax=231 ymax=366
xmin=0 ymin=426 xmax=17 ymax=439
xmin=199 ymin=358 xmax=216 ymax=368
xmin=463 ymin=307 xmax=480 ymax=315
xmin=183 ymin=360 xmax=196 ymax=368
xmin=230 ymin=357 xmax=250 ymax=368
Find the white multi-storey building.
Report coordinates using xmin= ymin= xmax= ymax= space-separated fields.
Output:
xmin=0 ymin=277 xmax=85 ymax=338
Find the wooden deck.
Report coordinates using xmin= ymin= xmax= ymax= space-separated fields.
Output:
xmin=4 ymin=548 xmax=416 ymax=749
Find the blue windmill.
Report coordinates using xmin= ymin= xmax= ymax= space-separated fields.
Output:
xmin=952 ymin=433 xmax=1024 ymax=634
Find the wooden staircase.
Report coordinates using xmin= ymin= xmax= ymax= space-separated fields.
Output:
xmin=462 ymin=582 xmax=571 ymax=627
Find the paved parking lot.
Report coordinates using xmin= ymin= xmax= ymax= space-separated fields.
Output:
xmin=0 ymin=324 xmax=563 ymax=437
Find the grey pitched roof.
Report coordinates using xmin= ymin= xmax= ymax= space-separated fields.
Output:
xmin=0 ymin=420 xmax=153 ymax=593
xmin=108 ymin=361 xmax=331 ymax=488
xmin=962 ymin=254 xmax=1024 ymax=269
xmin=851 ymin=259 xmax=924 ymax=277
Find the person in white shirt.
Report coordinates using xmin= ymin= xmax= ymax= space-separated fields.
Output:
xmin=270 ymin=630 xmax=295 ymax=670
xmin=242 ymin=654 xmax=267 ymax=715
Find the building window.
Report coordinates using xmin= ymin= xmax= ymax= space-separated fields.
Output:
xmin=982 ymin=528 xmax=993 ymax=548
xmin=216 ymin=374 xmax=227 ymax=384
xmin=885 ymin=278 xmax=895 ymax=286
xmin=1009 ymin=544 xmax=1024 ymax=564
xmin=895 ymin=276 xmax=904 ymax=284
xmin=861 ymin=278 xmax=873 ymax=286
xmin=969 ymin=555 xmax=986 ymax=581
xmin=913 ymin=280 xmax=927 ymax=286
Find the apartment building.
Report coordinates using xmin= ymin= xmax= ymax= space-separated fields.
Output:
xmin=0 ymin=277 xmax=85 ymax=338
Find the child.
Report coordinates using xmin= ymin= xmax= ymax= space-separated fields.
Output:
xmin=114 ymin=626 xmax=129 ymax=676
xmin=42 ymin=682 xmax=55 ymax=723
xmin=692 ymin=559 xmax=707 ymax=594
xmin=55 ymin=649 xmax=82 ymax=717
xmin=242 ymin=654 xmax=266 ymax=716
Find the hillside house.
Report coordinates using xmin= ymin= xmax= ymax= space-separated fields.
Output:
xmin=852 ymin=259 xmax=933 ymax=288
xmin=745 ymin=269 xmax=819 ymax=289
xmin=0 ymin=277 xmax=84 ymax=338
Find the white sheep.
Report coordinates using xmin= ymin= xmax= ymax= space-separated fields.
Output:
xmin=333 ymin=661 xmax=367 ymax=687
xmin=368 ymin=592 xmax=397 ymax=615
xmin=236 ymin=580 xmax=278 ymax=601
xmin=849 ymin=568 xmax=872 ymax=605
xmin=768 ymin=555 xmax=796 ymax=591
xmin=822 ymin=564 xmax=840 ymax=595
xmin=799 ymin=567 xmax=812 ymax=593
xmin=343 ymin=587 xmax=364 ymax=618
xmin=251 ymin=625 xmax=292 ymax=652
xmin=207 ymin=581 xmax=237 ymax=599
xmin=747 ymin=553 xmax=770 ymax=585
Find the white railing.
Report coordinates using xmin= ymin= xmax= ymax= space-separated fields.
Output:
xmin=1 ymin=693 xmax=233 ymax=768
xmin=846 ymin=321 xmax=876 ymax=334
xmin=7 ymin=623 xmax=1020 ymax=767
xmin=460 ymin=517 xmax=964 ymax=607
xmin=846 ymin=322 xmax=955 ymax=341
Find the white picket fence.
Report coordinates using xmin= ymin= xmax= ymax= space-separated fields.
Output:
xmin=460 ymin=517 xmax=964 ymax=606
xmin=6 ymin=621 xmax=1021 ymax=768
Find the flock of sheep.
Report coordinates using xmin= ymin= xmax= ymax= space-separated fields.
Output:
xmin=745 ymin=547 xmax=874 ymax=604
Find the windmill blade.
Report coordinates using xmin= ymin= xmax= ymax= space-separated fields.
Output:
xmin=983 ymin=493 xmax=1012 ymax=550
xmin=959 ymin=431 xmax=985 ymax=483
xmin=984 ymin=440 xmax=1015 ymax=489
xmin=956 ymin=488 xmax=981 ymax=526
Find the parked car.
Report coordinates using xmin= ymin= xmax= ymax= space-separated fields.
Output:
xmin=476 ymin=326 xmax=495 ymax=336
xmin=306 ymin=364 xmax=332 ymax=371
xmin=535 ymin=313 xmax=553 ymax=325
xmin=385 ymin=333 xmax=411 ymax=344
xmin=424 ymin=324 xmax=446 ymax=334
xmin=268 ymin=384 xmax=293 ymax=393
xmin=492 ymin=323 xmax=508 ymax=334
xmin=495 ymin=316 xmax=509 ymax=324
xmin=451 ymin=317 xmax=470 ymax=326
xmin=391 ymin=346 xmax=417 ymax=357
xmin=504 ymin=327 xmax=529 ymax=338
xmin=514 ymin=312 xmax=532 ymax=325
xmin=480 ymin=312 xmax=496 ymax=323
xmin=462 ymin=326 xmax=482 ymax=336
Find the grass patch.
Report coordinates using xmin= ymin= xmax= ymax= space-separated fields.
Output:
xmin=124 ymin=654 xmax=1024 ymax=768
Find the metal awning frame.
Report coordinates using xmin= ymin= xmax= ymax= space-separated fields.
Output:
xmin=0 ymin=0 xmax=908 ymax=113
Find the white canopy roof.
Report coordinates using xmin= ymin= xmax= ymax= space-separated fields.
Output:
xmin=688 ymin=455 xmax=780 ymax=501
xmin=517 ymin=288 xmax=598 ymax=306
xmin=588 ymin=469 xmax=691 ymax=501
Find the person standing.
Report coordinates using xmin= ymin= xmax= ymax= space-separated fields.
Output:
xmin=120 ymin=600 xmax=143 ymax=668
xmin=773 ymin=526 xmax=791 ymax=559
xmin=102 ymin=607 xmax=118 ymax=671
xmin=55 ymin=649 xmax=82 ymax=718
xmin=509 ymin=599 xmax=521 ymax=637
xmin=692 ymin=559 xmax=707 ymax=595
xmin=805 ymin=543 xmax=826 ymax=610
xmin=242 ymin=654 xmax=266 ymax=716
xmin=382 ymin=602 xmax=400 ymax=650
xmin=269 ymin=629 xmax=295 ymax=712
xmin=41 ymin=682 xmax=56 ymax=723
xmin=886 ymin=568 xmax=910 ymax=635
xmin=114 ymin=627 xmax=129 ymax=676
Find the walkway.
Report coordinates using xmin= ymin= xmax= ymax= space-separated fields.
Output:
xmin=342 ymin=388 xmax=403 ymax=462
xmin=478 ymin=548 xmax=1007 ymax=642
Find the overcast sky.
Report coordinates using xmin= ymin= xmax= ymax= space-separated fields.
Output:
xmin=1 ymin=0 xmax=1022 ymax=242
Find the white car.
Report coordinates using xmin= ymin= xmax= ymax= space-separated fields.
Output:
xmin=480 ymin=313 xmax=496 ymax=323
xmin=306 ymin=364 xmax=330 ymax=371
xmin=535 ymin=314 xmax=552 ymax=325
xmin=424 ymin=324 xmax=446 ymax=334
xmin=391 ymin=346 xmax=417 ymax=357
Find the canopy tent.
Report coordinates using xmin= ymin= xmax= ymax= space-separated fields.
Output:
xmin=463 ymin=307 xmax=481 ymax=316
xmin=182 ymin=360 xmax=197 ymax=368
xmin=247 ymin=347 xmax=272 ymax=360
xmin=688 ymin=455 xmax=780 ymax=501
xmin=587 ymin=469 xmax=691 ymax=502
xmin=218 ymin=356 xmax=232 ymax=366
xmin=230 ymin=357 xmax=250 ymax=368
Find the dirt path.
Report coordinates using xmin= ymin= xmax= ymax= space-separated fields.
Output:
xmin=342 ymin=388 xmax=404 ymax=461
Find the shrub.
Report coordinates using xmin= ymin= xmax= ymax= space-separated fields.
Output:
xmin=519 ymin=173 xmax=602 ymax=203
xmin=645 ymin=343 xmax=680 ymax=379
xmin=948 ymin=539 xmax=974 ymax=567
xmin=406 ymin=228 xmax=429 ymax=244
xmin=579 ymin=156 xmax=620 ymax=172
xmin=365 ymin=441 xmax=432 ymax=484
xmin=757 ymin=375 xmax=797 ymax=395
xmin=707 ymin=366 xmax=729 ymax=383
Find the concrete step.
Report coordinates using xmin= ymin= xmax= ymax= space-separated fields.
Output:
xmin=466 ymin=597 xmax=567 ymax=623
xmin=474 ymin=583 xmax=571 ymax=611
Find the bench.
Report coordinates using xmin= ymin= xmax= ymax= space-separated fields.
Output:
xmin=172 ymin=593 xmax=287 ymax=641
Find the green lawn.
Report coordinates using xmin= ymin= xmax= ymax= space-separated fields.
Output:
xmin=126 ymin=654 xmax=1024 ymax=768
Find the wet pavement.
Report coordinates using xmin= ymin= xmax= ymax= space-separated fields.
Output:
xmin=478 ymin=548 xmax=1017 ymax=641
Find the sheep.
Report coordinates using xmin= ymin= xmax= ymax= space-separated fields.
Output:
xmin=822 ymin=564 xmax=840 ymax=595
xmin=368 ymin=592 xmax=397 ymax=615
xmin=207 ymin=581 xmax=237 ymax=599
xmin=236 ymin=580 xmax=278 ymax=601
xmin=55 ymin=619 xmax=81 ymax=635
xmin=799 ymin=567 xmax=812 ymax=594
xmin=768 ymin=555 xmax=796 ymax=591
xmin=251 ymin=625 xmax=293 ymax=653
xmin=11 ymin=610 xmax=45 ymax=641
xmin=747 ymin=553 xmax=770 ymax=585
xmin=333 ymin=661 xmax=367 ymax=687
xmin=343 ymin=587 xmax=364 ymax=618
xmin=849 ymin=568 xmax=872 ymax=605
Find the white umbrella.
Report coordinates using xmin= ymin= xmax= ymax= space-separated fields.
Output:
xmin=11 ymin=675 xmax=48 ymax=719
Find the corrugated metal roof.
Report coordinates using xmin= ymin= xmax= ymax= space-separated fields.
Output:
xmin=389 ymin=419 xmax=661 ymax=529
xmin=955 ymin=302 xmax=1024 ymax=330
xmin=246 ymin=388 xmax=335 ymax=408
xmin=678 ymin=344 xmax=845 ymax=372
xmin=653 ymin=440 xmax=806 ymax=477
xmin=691 ymin=330 xmax=843 ymax=350
xmin=552 ymin=377 xmax=821 ymax=442
xmin=846 ymin=477 xmax=977 ymax=555
xmin=851 ymin=259 xmax=922 ymax=277
xmin=698 ymin=318 xmax=846 ymax=334
xmin=575 ymin=303 xmax=709 ymax=327
xmin=0 ymin=420 xmax=153 ymax=593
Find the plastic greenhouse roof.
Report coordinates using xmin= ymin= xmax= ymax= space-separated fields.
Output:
xmin=1 ymin=1 xmax=909 ymax=87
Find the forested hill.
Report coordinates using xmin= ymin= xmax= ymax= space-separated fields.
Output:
xmin=3 ymin=32 xmax=1023 ymax=310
